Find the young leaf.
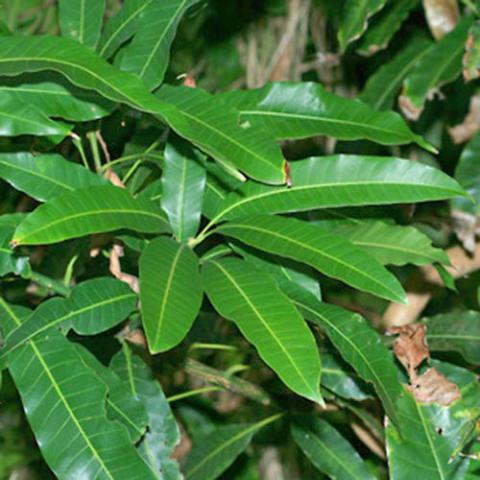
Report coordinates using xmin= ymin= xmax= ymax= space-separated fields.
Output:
xmin=12 ymin=185 xmax=170 ymax=246
xmin=161 ymin=140 xmax=206 ymax=242
xmin=221 ymin=82 xmax=434 ymax=151
xmin=291 ymin=416 xmax=375 ymax=480
xmin=119 ymin=0 xmax=201 ymax=89
xmin=202 ymin=257 xmax=322 ymax=403
xmin=216 ymin=215 xmax=407 ymax=303
xmin=400 ymin=16 xmax=473 ymax=120
xmin=0 ymin=152 xmax=106 ymax=202
xmin=58 ymin=0 xmax=105 ymax=49
xmin=139 ymin=236 xmax=203 ymax=353
xmin=210 ymin=156 xmax=466 ymax=221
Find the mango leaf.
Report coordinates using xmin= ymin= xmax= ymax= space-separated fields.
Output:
xmin=184 ymin=414 xmax=282 ymax=480
xmin=284 ymin=287 xmax=403 ymax=428
xmin=202 ymin=257 xmax=323 ymax=403
xmin=216 ymin=215 xmax=406 ymax=303
xmin=360 ymin=36 xmax=432 ymax=111
xmin=209 ymin=156 xmax=466 ymax=221
xmin=111 ymin=344 xmax=181 ymax=479
xmin=400 ymin=16 xmax=473 ymax=120
xmin=0 ymin=73 xmax=115 ymax=121
xmin=221 ymin=82 xmax=434 ymax=151
xmin=119 ymin=0 xmax=201 ymax=89
xmin=12 ymin=185 xmax=170 ymax=246
xmin=423 ymin=311 xmax=480 ymax=364
xmin=0 ymin=93 xmax=69 ymax=137
xmin=464 ymin=20 xmax=480 ymax=81
xmin=0 ymin=224 xmax=29 ymax=277
xmin=161 ymin=140 xmax=206 ymax=241
xmin=0 ymin=152 xmax=106 ymax=202
xmin=139 ymin=236 xmax=203 ymax=353
xmin=156 ymin=85 xmax=286 ymax=185
xmin=0 ymin=300 xmax=157 ymax=480
xmin=357 ymin=0 xmax=418 ymax=55
xmin=338 ymin=0 xmax=387 ymax=52
xmin=330 ymin=221 xmax=449 ymax=266
xmin=98 ymin=0 xmax=156 ymax=59
xmin=0 ymin=277 xmax=137 ymax=361
xmin=58 ymin=0 xmax=105 ymax=49
xmin=291 ymin=416 xmax=375 ymax=480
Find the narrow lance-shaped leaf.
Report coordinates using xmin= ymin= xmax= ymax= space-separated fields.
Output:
xmin=119 ymin=0 xmax=201 ymax=89
xmin=209 ymin=155 xmax=467 ymax=221
xmin=292 ymin=416 xmax=376 ymax=480
xmin=139 ymin=237 xmax=203 ymax=353
xmin=58 ymin=0 xmax=105 ymax=49
xmin=216 ymin=215 xmax=407 ymax=303
xmin=400 ymin=16 xmax=473 ymax=120
xmin=0 ymin=152 xmax=107 ymax=202
xmin=161 ymin=140 xmax=206 ymax=242
xmin=12 ymin=185 xmax=170 ymax=246
xmin=202 ymin=257 xmax=323 ymax=403
xmin=221 ymin=82 xmax=434 ymax=152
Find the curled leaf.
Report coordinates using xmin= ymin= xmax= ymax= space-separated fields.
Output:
xmin=409 ymin=367 xmax=461 ymax=406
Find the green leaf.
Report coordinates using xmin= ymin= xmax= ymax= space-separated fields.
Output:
xmin=464 ymin=20 xmax=480 ymax=81
xmin=209 ymin=156 xmax=466 ymax=221
xmin=400 ymin=17 xmax=473 ymax=120
xmin=360 ymin=35 xmax=432 ymax=111
xmin=284 ymin=288 xmax=403 ymax=428
xmin=330 ymin=221 xmax=449 ymax=266
xmin=216 ymin=215 xmax=406 ymax=303
xmin=0 ymin=300 xmax=157 ymax=480
xmin=161 ymin=140 xmax=206 ymax=242
xmin=139 ymin=236 xmax=203 ymax=353
xmin=423 ymin=311 xmax=480 ymax=364
xmin=0 ymin=72 xmax=115 ymax=121
xmin=58 ymin=0 xmax=105 ymax=49
xmin=0 ymin=277 xmax=137 ymax=361
xmin=202 ymin=257 xmax=322 ymax=403
xmin=184 ymin=414 xmax=283 ymax=480
xmin=356 ymin=0 xmax=418 ymax=55
xmin=119 ymin=0 xmax=201 ymax=89
xmin=338 ymin=0 xmax=387 ymax=52
xmin=0 ymin=93 xmax=69 ymax=137
xmin=0 ymin=152 xmax=106 ymax=202
xmin=291 ymin=416 xmax=375 ymax=480
xmin=12 ymin=185 xmax=170 ymax=246
xmin=0 ymin=221 xmax=28 ymax=277
xmin=111 ymin=344 xmax=181 ymax=479
xmin=156 ymin=85 xmax=286 ymax=185
xmin=221 ymin=82 xmax=434 ymax=151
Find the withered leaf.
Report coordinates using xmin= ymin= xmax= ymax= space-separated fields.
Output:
xmin=463 ymin=21 xmax=480 ymax=81
xmin=409 ymin=367 xmax=461 ymax=406
xmin=423 ymin=0 xmax=459 ymax=40
xmin=448 ymin=95 xmax=480 ymax=144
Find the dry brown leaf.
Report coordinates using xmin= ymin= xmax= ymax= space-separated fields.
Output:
xmin=109 ymin=244 xmax=139 ymax=293
xmin=398 ymin=94 xmax=423 ymax=121
xmin=449 ymin=95 xmax=480 ymax=144
xmin=423 ymin=0 xmax=459 ymax=40
xmin=451 ymin=209 xmax=480 ymax=254
xmin=409 ymin=367 xmax=461 ymax=406
xmin=103 ymin=168 xmax=125 ymax=188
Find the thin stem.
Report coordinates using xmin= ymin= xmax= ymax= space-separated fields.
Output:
xmin=189 ymin=342 xmax=237 ymax=352
xmin=71 ymin=135 xmax=90 ymax=170
xmin=27 ymin=271 xmax=71 ymax=296
xmin=100 ymin=139 xmax=163 ymax=171
xmin=167 ymin=386 xmax=222 ymax=403
xmin=122 ymin=158 xmax=142 ymax=184
xmin=87 ymin=131 xmax=102 ymax=172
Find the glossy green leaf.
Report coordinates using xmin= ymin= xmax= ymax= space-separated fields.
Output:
xmin=111 ymin=344 xmax=181 ymax=479
xmin=400 ymin=17 xmax=473 ymax=120
xmin=360 ymin=36 xmax=432 ymax=111
xmin=161 ymin=140 xmax=206 ymax=241
xmin=331 ymin=221 xmax=449 ymax=266
xmin=202 ymin=257 xmax=322 ymax=403
xmin=357 ymin=0 xmax=418 ymax=55
xmin=423 ymin=311 xmax=480 ymax=364
xmin=12 ymin=185 xmax=170 ymax=246
xmin=0 ymin=152 xmax=106 ymax=202
xmin=209 ymin=156 xmax=466 ymax=221
xmin=119 ymin=0 xmax=201 ymax=89
xmin=292 ymin=416 xmax=375 ymax=480
xmin=285 ymin=287 xmax=403 ymax=427
xmin=217 ymin=215 xmax=406 ymax=303
xmin=139 ymin=236 xmax=203 ymax=353
xmin=0 ymin=222 xmax=28 ymax=277
xmin=221 ymin=82 xmax=433 ymax=151
xmin=184 ymin=414 xmax=282 ymax=480
xmin=58 ymin=0 xmax=105 ymax=49
xmin=338 ymin=0 xmax=387 ymax=52
xmin=464 ymin=20 xmax=480 ymax=81
xmin=156 ymin=85 xmax=286 ymax=185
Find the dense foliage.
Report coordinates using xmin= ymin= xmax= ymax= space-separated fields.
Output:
xmin=0 ymin=0 xmax=479 ymax=479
